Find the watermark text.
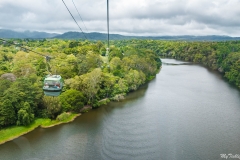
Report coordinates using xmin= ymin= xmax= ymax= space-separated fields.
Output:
xmin=220 ymin=154 xmax=240 ymax=159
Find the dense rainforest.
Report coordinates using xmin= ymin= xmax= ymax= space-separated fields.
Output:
xmin=0 ymin=39 xmax=239 ymax=129
xmin=113 ymin=40 xmax=240 ymax=89
xmin=0 ymin=39 xmax=161 ymax=128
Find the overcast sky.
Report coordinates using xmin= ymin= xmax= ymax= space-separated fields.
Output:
xmin=0 ymin=0 xmax=240 ymax=36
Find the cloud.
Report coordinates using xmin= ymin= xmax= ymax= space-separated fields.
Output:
xmin=0 ymin=0 xmax=240 ymax=36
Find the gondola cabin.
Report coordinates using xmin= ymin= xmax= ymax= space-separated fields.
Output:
xmin=43 ymin=75 xmax=63 ymax=96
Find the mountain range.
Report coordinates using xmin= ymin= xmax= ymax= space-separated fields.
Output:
xmin=1 ymin=29 xmax=240 ymax=41
xmin=0 ymin=29 xmax=59 ymax=39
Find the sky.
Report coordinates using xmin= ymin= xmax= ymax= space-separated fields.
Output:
xmin=0 ymin=0 xmax=240 ymax=37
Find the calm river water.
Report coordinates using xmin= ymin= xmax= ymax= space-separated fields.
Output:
xmin=0 ymin=59 xmax=240 ymax=160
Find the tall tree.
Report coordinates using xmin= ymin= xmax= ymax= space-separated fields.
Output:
xmin=42 ymin=96 xmax=62 ymax=119
xmin=59 ymin=89 xmax=86 ymax=112
xmin=0 ymin=99 xmax=16 ymax=127
xmin=17 ymin=102 xmax=34 ymax=126
xmin=80 ymin=68 xmax=102 ymax=104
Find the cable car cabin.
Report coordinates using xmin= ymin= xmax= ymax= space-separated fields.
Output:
xmin=43 ymin=75 xmax=63 ymax=96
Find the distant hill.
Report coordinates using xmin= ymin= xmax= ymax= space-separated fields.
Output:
xmin=54 ymin=31 xmax=240 ymax=41
xmin=53 ymin=31 xmax=134 ymax=40
xmin=1 ymin=29 xmax=240 ymax=41
xmin=0 ymin=29 xmax=59 ymax=38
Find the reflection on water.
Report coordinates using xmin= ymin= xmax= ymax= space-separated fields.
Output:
xmin=0 ymin=59 xmax=240 ymax=160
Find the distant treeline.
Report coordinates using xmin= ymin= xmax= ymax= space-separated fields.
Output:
xmin=0 ymin=39 xmax=161 ymax=128
xmin=113 ymin=40 xmax=240 ymax=89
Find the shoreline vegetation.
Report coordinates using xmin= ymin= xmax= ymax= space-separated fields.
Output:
xmin=0 ymin=89 xmax=141 ymax=145
xmin=0 ymin=97 xmax=127 ymax=145
xmin=0 ymin=77 xmax=155 ymax=145
xmin=0 ymin=112 xmax=80 ymax=145
xmin=122 ymin=40 xmax=239 ymax=89
xmin=0 ymin=38 xmax=161 ymax=145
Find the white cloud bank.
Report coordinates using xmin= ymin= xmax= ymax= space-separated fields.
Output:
xmin=0 ymin=0 xmax=240 ymax=36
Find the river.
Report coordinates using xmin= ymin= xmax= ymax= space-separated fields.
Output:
xmin=0 ymin=59 xmax=240 ymax=160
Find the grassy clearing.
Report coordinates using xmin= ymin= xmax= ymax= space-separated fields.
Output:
xmin=0 ymin=113 xmax=80 ymax=145
xmin=0 ymin=119 xmax=45 ymax=145
xmin=41 ymin=113 xmax=80 ymax=128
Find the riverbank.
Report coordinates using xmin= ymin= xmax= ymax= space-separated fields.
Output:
xmin=0 ymin=98 xmax=120 ymax=145
xmin=0 ymin=113 xmax=80 ymax=145
xmin=0 ymin=88 xmax=153 ymax=145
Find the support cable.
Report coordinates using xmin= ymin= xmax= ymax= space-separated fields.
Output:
xmin=72 ymin=0 xmax=89 ymax=33
xmin=62 ymin=0 xmax=88 ymax=40
xmin=106 ymin=0 xmax=110 ymax=58
xmin=107 ymin=0 xmax=109 ymax=49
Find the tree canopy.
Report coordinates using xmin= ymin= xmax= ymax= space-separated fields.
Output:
xmin=0 ymin=39 xmax=161 ymax=128
xmin=1 ymin=38 xmax=238 ymax=129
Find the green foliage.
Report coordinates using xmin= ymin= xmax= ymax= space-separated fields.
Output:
xmin=56 ymin=112 xmax=70 ymax=121
xmin=99 ymin=73 xmax=118 ymax=98
xmin=0 ymin=99 xmax=16 ymax=127
xmin=17 ymin=102 xmax=34 ymax=126
xmin=0 ymin=76 xmax=42 ymax=127
xmin=111 ymin=94 xmax=125 ymax=101
xmin=115 ymin=40 xmax=239 ymax=89
xmin=0 ymin=79 xmax=12 ymax=97
xmin=42 ymin=96 xmax=62 ymax=119
xmin=0 ymin=39 xmax=162 ymax=129
xmin=98 ymin=98 xmax=110 ymax=106
xmin=11 ymin=51 xmax=40 ymax=77
xmin=78 ymin=68 xmax=102 ymax=104
xmin=1 ymin=38 xmax=239 ymax=131
xmin=36 ymin=58 xmax=47 ymax=77
xmin=76 ymin=52 xmax=103 ymax=75
xmin=112 ymin=79 xmax=128 ymax=96
xmin=69 ymin=41 xmax=81 ymax=48
xmin=0 ymin=118 xmax=48 ymax=144
xmin=0 ymin=38 xmax=238 ymax=130
xmin=109 ymin=57 xmax=124 ymax=77
xmin=3 ymin=77 xmax=42 ymax=111
xmin=124 ymin=70 xmax=146 ymax=91
xmin=0 ymin=115 xmax=80 ymax=144
xmin=223 ymin=53 xmax=240 ymax=87
xmin=59 ymin=89 xmax=86 ymax=112
xmin=109 ymin=47 xmax=123 ymax=61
